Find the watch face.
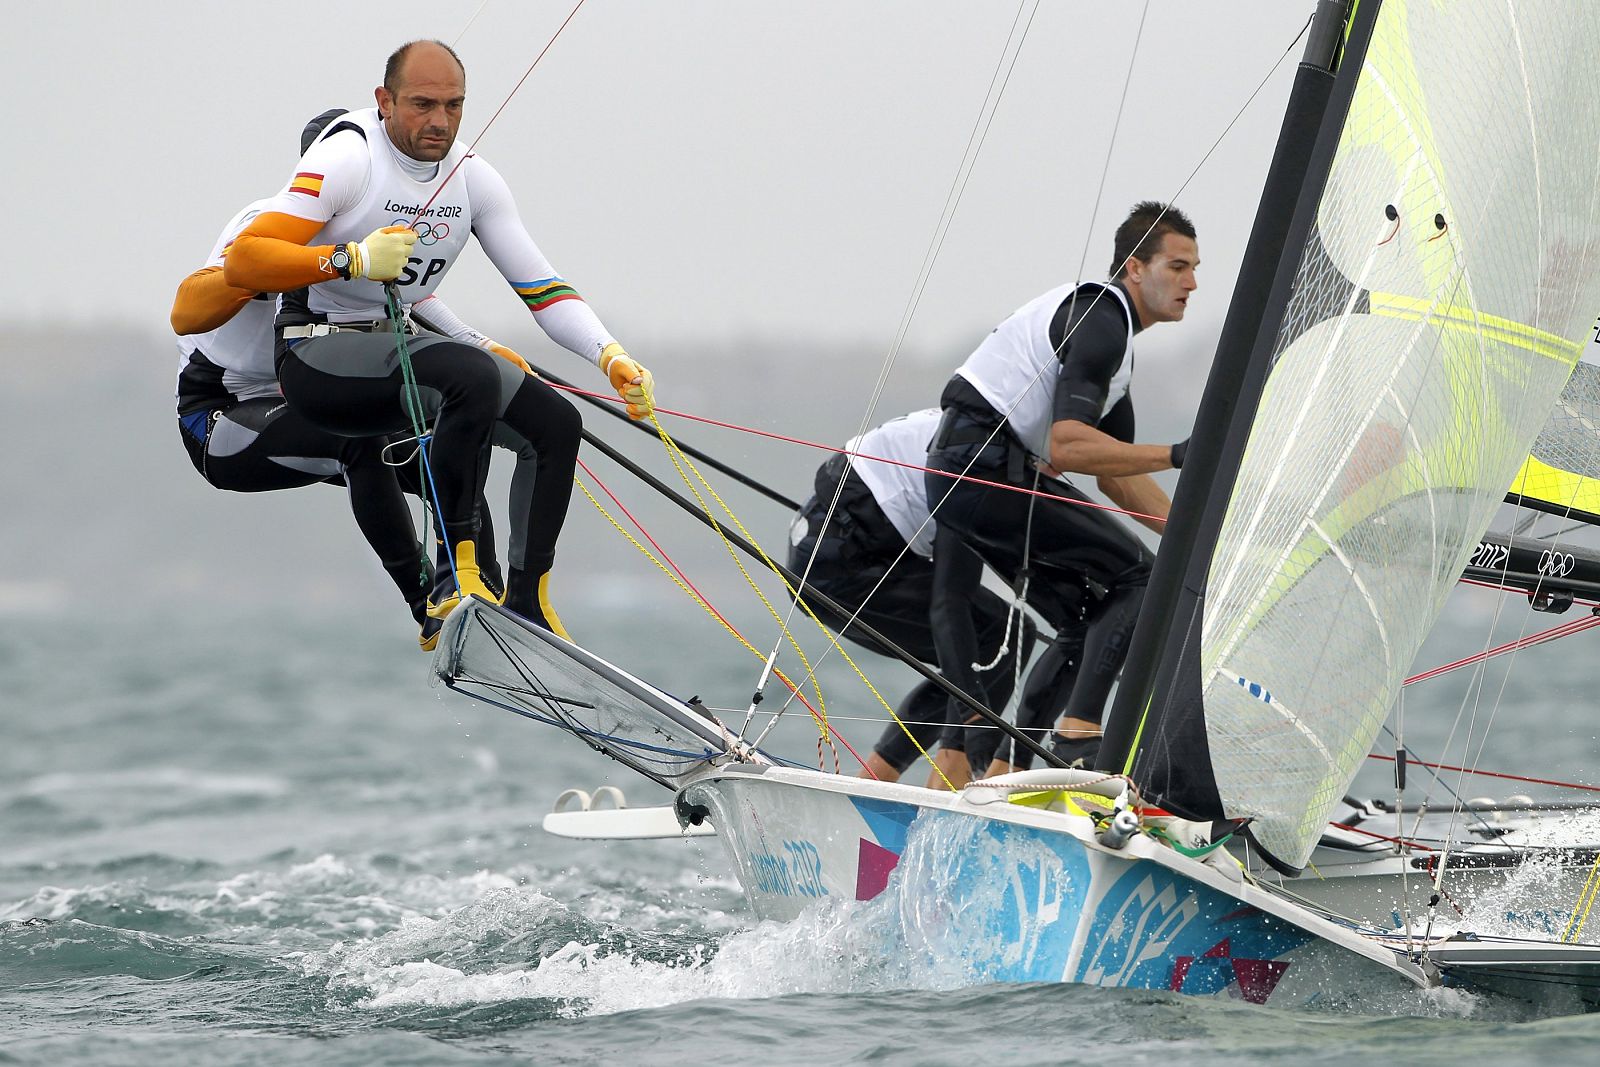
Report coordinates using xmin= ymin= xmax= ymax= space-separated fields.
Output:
xmin=330 ymin=249 xmax=349 ymax=271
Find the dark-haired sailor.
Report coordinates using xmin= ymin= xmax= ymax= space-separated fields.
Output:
xmin=223 ymin=39 xmax=653 ymax=635
xmin=788 ymin=409 xmax=1039 ymax=788
xmin=926 ymin=200 xmax=1197 ymax=767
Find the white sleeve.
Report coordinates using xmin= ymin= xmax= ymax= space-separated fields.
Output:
xmin=466 ymin=156 xmax=618 ymax=367
xmin=207 ymin=202 xmax=270 ymax=268
xmin=254 ymin=130 xmax=370 ymax=224
xmin=411 ymin=293 xmax=492 ymax=348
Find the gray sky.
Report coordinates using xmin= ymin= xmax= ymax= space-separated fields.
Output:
xmin=5 ymin=0 xmax=1318 ymax=620
xmin=16 ymin=1 xmax=1309 ymax=353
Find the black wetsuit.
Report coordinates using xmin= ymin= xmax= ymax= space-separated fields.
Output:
xmin=787 ymin=453 xmax=1037 ymax=775
xmin=926 ymin=283 xmax=1155 ymax=737
xmin=273 ymin=306 xmax=581 ymax=618
xmin=176 ymin=339 xmax=493 ymax=610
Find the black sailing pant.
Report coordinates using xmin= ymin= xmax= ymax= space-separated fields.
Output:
xmin=277 ymin=331 xmax=580 ymax=592
xmin=926 ymin=427 xmax=1152 ymax=735
xmin=278 ymin=332 xmax=500 ymax=547
xmin=786 ymin=455 xmax=1036 ymax=775
xmin=177 ymin=396 xmax=436 ymax=607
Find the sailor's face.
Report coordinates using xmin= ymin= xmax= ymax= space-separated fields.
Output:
xmin=377 ymin=46 xmax=466 ymax=163
xmin=1131 ymin=233 xmax=1199 ymax=323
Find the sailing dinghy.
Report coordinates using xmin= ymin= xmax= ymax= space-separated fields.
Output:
xmin=436 ymin=0 xmax=1600 ymax=1010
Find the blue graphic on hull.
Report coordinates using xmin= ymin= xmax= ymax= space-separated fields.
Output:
xmin=849 ymin=796 xmax=917 ymax=854
xmin=901 ymin=811 xmax=1313 ymax=1001
xmin=1076 ymin=862 xmax=1314 ymax=1002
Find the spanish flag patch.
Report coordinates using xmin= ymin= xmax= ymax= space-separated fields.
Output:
xmin=513 ymin=277 xmax=582 ymax=312
xmin=289 ymin=172 xmax=324 ymax=197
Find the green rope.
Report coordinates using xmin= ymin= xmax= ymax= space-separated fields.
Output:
xmin=384 ymin=283 xmax=450 ymax=593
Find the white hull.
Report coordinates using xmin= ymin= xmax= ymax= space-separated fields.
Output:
xmin=678 ymin=764 xmax=1426 ymax=1007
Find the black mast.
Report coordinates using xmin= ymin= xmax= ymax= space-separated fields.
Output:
xmin=1097 ymin=0 xmax=1380 ymax=847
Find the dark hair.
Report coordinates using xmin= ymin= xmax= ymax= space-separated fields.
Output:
xmin=300 ymin=107 xmax=349 ymax=155
xmin=1110 ymin=201 xmax=1196 ymax=279
xmin=383 ymin=40 xmax=466 ymax=94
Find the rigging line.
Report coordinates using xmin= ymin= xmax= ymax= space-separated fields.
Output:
xmin=777 ymin=0 xmax=1043 ymax=677
xmin=784 ymin=12 xmax=1316 ymax=696
xmin=1403 ymin=614 xmax=1600 ymax=686
xmin=416 ymin=0 xmax=592 ymax=222
xmin=1072 ymin=0 xmax=1149 ymax=286
xmin=939 ymin=6 xmax=1315 ymax=477
xmin=450 ymin=0 xmax=495 ymax=46
xmin=638 ymin=413 xmax=955 ymax=786
xmin=1393 ymin=169 xmax=1543 ymax=892
xmin=640 ymin=416 xmax=836 ymax=740
xmin=525 ymin=359 xmax=799 ymax=510
xmin=548 ymin=381 xmax=1166 ymax=519
xmin=578 ymin=422 xmax=1059 ymax=770
xmin=463 ymin=600 xmax=803 ymax=770
xmin=1365 ymin=752 xmax=1600 ymax=795
xmin=572 ymin=455 xmax=876 ymax=771
xmin=385 ymin=283 xmax=454 ymax=592
xmin=1377 ymin=726 xmax=1501 ymax=843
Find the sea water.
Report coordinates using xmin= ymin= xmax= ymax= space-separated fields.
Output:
xmin=10 ymin=332 xmax=1600 ymax=1063
xmin=8 ymin=607 xmax=1600 ymax=1067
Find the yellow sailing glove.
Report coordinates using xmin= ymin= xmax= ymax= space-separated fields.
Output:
xmin=487 ymin=341 xmax=533 ymax=375
xmin=347 ymin=225 xmax=417 ymax=282
xmin=600 ymin=342 xmax=654 ymax=420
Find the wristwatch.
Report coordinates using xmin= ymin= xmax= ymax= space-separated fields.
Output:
xmin=329 ymin=244 xmax=353 ymax=280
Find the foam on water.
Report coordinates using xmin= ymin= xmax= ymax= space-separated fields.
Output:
xmin=300 ymin=810 xmax=1100 ymax=1021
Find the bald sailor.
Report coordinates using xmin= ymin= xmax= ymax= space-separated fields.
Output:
xmin=224 ymin=40 xmax=653 ymax=634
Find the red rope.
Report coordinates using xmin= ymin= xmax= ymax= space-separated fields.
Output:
xmin=577 ymin=458 xmax=878 ymax=778
xmin=415 ymin=0 xmax=592 ymax=220
xmin=1403 ymin=613 xmax=1600 ymax=686
xmin=1329 ymin=821 xmax=1437 ymax=852
xmin=1365 ymin=751 xmax=1600 ymax=794
xmin=551 ymin=381 xmax=1167 ymax=524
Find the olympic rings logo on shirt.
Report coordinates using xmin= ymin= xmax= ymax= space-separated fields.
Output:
xmin=395 ymin=219 xmax=451 ymax=245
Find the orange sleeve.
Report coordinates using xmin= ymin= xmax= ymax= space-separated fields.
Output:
xmin=170 ymin=266 xmax=259 ymax=335
xmin=223 ymin=211 xmax=345 ymax=292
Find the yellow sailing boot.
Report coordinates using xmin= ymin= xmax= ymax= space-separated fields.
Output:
xmin=417 ymin=605 xmax=444 ymax=652
xmin=427 ymin=540 xmax=499 ymax=620
xmin=503 ymin=566 xmax=572 ymax=641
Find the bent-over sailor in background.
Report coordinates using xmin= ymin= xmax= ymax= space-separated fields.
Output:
xmin=222 ymin=39 xmax=653 ymax=638
xmin=926 ymin=201 xmax=1196 ymax=767
xmin=788 ymin=409 xmax=1040 ymax=788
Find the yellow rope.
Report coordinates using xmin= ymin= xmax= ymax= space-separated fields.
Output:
xmin=1562 ymin=850 xmax=1600 ymax=943
xmin=610 ymin=406 xmax=955 ymax=791
xmin=574 ymin=476 xmax=817 ymax=706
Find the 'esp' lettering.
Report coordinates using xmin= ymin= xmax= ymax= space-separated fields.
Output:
xmin=398 ymin=258 xmax=448 ymax=287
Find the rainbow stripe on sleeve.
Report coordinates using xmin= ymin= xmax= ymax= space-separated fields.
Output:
xmin=513 ymin=277 xmax=582 ymax=312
